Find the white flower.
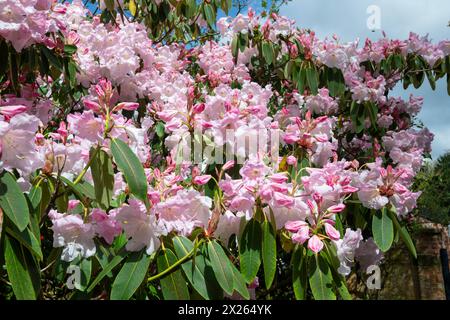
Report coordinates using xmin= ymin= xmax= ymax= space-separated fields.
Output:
xmin=49 ymin=210 xmax=96 ymax=262
xmin=113 ymin=199 xmax=164 ymax=255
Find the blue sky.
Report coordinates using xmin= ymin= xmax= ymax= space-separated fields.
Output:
xmin=278 ymin=0 xmax=450 ymax=159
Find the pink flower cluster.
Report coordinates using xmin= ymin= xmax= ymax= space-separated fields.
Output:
xmin=1 ymin=3 xmax=446 ymax=273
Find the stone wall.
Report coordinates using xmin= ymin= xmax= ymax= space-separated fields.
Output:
xmin=348 ymin=218 xmax=450 ymax=300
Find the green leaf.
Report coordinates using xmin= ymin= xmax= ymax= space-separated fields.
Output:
xmin=27 ymin=186 xmax=42 ymax=242
xmin=74 ymin=258 xmax=92 ymax=292
xmin=173 ymin=236 xmax=222 ymax=299
xmin=0 ymin=171 xmax=30 ymax=232
xmin=332 ymin=271 xmax=352 ymax=300
xmin=206 ymin=240 xmax=234 ymax=295
xmin=309 ymin=254 xmax=336 ymax=300
xmin=203 ymin=3 xmax=215 ymax=28
xmin=64 ymin=44 xmax=77 ymax=55
xmin=55 ymin=182 xmax=69 ymax=213
xmin=388 ymin=208 xmax=417 ymax=259
xmin=67 ymin=61 xmax=77 ymax=88
xmin=155 ymin=122 xmax=165 ymax=138
xmin=87 ymin=248 xmax=128 ymax=293
xmin=365 ymin=102 xmax=378 ymax=127
xmin=372 ymin=208 xmax=394 ymax=252
xmin=292 ymin=245 xmax=308 ymax=300
xmin=239 ymin=218 xmax=262 ymax=283
xmin=157 ymin=248 xmax=190 ymax=300
xmin=61 ymin=176 xmax=95 ymax=200
xmin=4 ymin=235 xmax=40 ymax=300
xmin=296 ymin=65 xmax=307 ymax=93
xmin=262 ymin=42 xmax=274 ymax=65
xmin=306 ymin=66 xmax=319 ymax=94
xmin=231 ymin=263 xmax=250 ymax=299
xmin=111 ymin=139 xmax=148 ymax=204
xmin=40 ymin=46 xmax=62 ymax=71
xmin=4 ymin=217 xmax=43 ymax=261
xmin=262 ymin=220 xmax=276 ymax=289
xmin=90 ymin=148 xmax=114 ymax=209
xmin=110 ymin=250 xmax=152 ymax=300
xmin=104 ymin=0 xmax=115 ymax=11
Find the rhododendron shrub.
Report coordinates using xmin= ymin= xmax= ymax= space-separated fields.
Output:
xmin=0 ymin=0 xmax=449 ymax=300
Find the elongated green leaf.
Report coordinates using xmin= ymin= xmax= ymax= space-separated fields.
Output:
xmin=207 ymin=240 xmax=234 ymax=295
xmin=203 ymin=3 xmax=215 ymax=28
xmin=5 ymin=217 xmax=43 ymax=261
xmin=262 ymin=220 xmax=276 ymax=289
xmin=292 ymin=245 xmax=308 ymax=300
xmin=4 ymin=235 xmax=40 ymax=300
xmin=372 ymin=208 xmax=394 ymax=252
xmin=87 ymin=248 xmax=128 ymax=293
xmin=60 ymin=176 xmax=95 ymax=200
xmin=74 ymin=258 xmax=92 ymax=292
xmin=27 ymin=186 xmax=42 ymax=244
xmin=110 ymin=250 xmax=152 ymax=300
xmin=309 ymin=254 xmax=336 ymax=300
xmin=388 ymin=208 xmax=417 ymax=259
xmin=90 ymin=148 xmax=114 ymax=209
xmin=64 ymin=44 xmax=77 ymax=55
xmin=262 ymin=42 xmax=274 ymax=65
xmin=306 ymin=66 xmax=319 ymax=94
xmin=239 ymin=219 xmax=262 ymax=283
xmin=28 ymin=186 xmax=42 ymax=210
xmin=111 ymin=139 xmax=148 ymax=204
xmin=173 ymin=236 xmax=222 ymax=299
xmin=157 ymin=248 xmax=190 ymax=300
xmin=41 ymin=46 xmax=62 ymax=71
xmin=0 ymin=171 xmax=30 ymax=232
xmin=332 ymin=270 xmax=352 ymax=300
xmin=231 ymin=264 xmax=250 ymax=300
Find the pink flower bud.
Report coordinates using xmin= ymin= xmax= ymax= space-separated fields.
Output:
xmin=285 ymin=220 xmax=308 ymax=233
xmin=222 ymin=160 xmax=235 ymax=171
xmin=83 ymin=99 xmax=101 ymax=113
xmin=324 ymin=223 xmax=340 ymax=241
xmin=192 ymin=103 xmax=205 ymax=114
xmin=327 ymin=204 xmax=346 ymax=213
xmin=292 ymin=226 xmax=310 ymax=244
xmin=270 ymin=173 xmax=289 ymax=184
xmin=273 ymin=192 xmax=294 ymax=207
xmin=193 ymin=175 xmax=212 ymax=185
xmin=115 ymin=102 xmax=139 ymax=111
xmin=0 ymin=105 xmax=27 ymax=118
xmin=342 ymin=185 xmax=358 ymax=193
xmin=286 ymin=155 xmax=297 ymax=166
xmin=57 ymin=121 xmax=68 ymax=139
xmin=308 ymin=235 xmax=324 ymax=253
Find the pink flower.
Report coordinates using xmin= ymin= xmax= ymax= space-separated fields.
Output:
xmin=222 ymin=160 xmax=235 ymax=171
xmin=285 ymin=220 xmax=308 ymax=233
xmin=292 ymin=226 xmax=311 ymax=244
xmin=90 ymin=208 xmax=122 ymax=245
xmin=155 ymin=190 xmax=212 ymax=236
xmin=115 ymin=102 xmax=139 ymax=112
xmin=286 ymin=156 xmax=297 ymax=166
xmin=193 ymin=174 xmax=212 ymax=185
xmin=327 ymin=204 xmax=346 ymax=213
xmin=83 ymin=99 xmax=102 ymax=113
xmin=0 ymin=105 xmax=27 ymax=119
xmin=113 ymin=199 xmax=164 ymax=255
xmin=308 ymin=235 xmax=324 ymax=253
xmin=49 ymin=210 xmax=96 ymax=262
xmin=324 ymin=223 xmax=340 ymax=241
